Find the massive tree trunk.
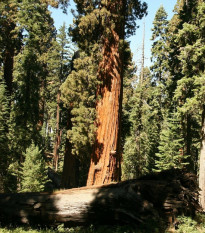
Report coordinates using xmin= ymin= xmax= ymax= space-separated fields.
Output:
xmin=87 ymin=1 xmax=124 ymax=186
xmin=0 ymin=170 xmax=200 ymax=227
xmin=199 ymin=105 xmax=205 ymax=210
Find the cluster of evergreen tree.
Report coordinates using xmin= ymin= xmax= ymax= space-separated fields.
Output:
xmin=1 ymin=0 xmax=205 ymax=212
xmin=0 ymin=0 xmax=71 ymax=192
xmin=122 ymin=0 xmax=205 ymax=210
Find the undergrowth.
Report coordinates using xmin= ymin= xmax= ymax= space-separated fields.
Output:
xmin=0 ymin=214 xmax=205 ymax=233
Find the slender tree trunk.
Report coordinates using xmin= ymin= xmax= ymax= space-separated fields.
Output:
xmin=53 ymin=91 xmax=61 ymax=171
xmin=140 ymin=18 xmax=145 ymax=86
xmin=199 ymin=105 xmax=205 ymax=210
xmin=37 ymin=72 xmax=46 ymax=131
xmin=3 ymin=40 xmax=14 ymax=96
xmin=61 ymin=109 xmax=79 ymax=188
xmin=37 ymin=99 xmax=44 ymax=131
xmin=87 ymin=1 xmax=124 ymax=186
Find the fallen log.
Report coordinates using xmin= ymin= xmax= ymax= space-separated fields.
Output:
xmin=0 ymin=169 xmax=201 ymax=227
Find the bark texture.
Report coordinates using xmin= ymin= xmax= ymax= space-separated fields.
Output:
xmin=199 ymin=105 xmax=205 ymax=210
xmin=0 ymin=170 xmax=200 ymax=227
xmin=87 ymin=1 xmax=124 ymax=186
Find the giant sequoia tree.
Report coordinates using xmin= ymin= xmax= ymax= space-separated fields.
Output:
xmin=70 ymin=0 xmax=147 ymax=186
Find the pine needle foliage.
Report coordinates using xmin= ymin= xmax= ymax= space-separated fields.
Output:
xmin=61 ymin=51 xmax=99 ymax=158
xmin=154 ymin=115 xmax=188 ymax=172
xmin=151 ymin=5 xmax=169 ymax=83
xmin=20 ymin=143 xmax=48 ymax=192
xmin=122 ymin=68 xmax=160 ymax=179
xmin=0 ymin=79 xmax=10 ymax=192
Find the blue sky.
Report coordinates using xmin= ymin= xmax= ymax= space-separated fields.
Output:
xmin=51 ymin=0 xmax=177 ymax=69
xmin=131 ymin=0 xmax=177 ymax=69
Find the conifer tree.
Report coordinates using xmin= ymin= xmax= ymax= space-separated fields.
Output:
xmin=151 ymin=5 xmax=168 ymax=56
xmin=170 ymin=0 xmax=205 ymax=208
xmin=8 ymin=2 xmax=55 ymax=178
xmin=0 ymin=0 xmax=21 ymax=96
xmin=1 ymin=0 xmax=63 ymax=191
xmin=154 ymin=116 xmax=188 ymax=172
xmin=151 ymin=5 xmax=169 ymax=110
xmin=0 ymin=79 xmax=10 ymax=192
xmin=20 ymin=143 xmax=48 ymax=192
xmin=61 ymin=51 xmax=99 ymax=187
xmin=121 ymin=45 xmax=137 ymax=146
xmin=45 ymin=23 xmax=73 ymax=172
xmin=122 ymin=68 xmax=159 ymax=179
xmin=165 ymin=0 xmax=205 ymax=208
xmin=0 ymin=0 xmax=72 ymax=192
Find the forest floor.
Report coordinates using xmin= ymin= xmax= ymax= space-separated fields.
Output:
xmin=1 ymin=214 xmax=205 ymax=233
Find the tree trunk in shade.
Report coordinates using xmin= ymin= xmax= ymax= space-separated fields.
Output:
xmin=61 ymin=109 xmax=79 ymax=188
xmin=37 ymin=75 xmax=46 ymax=131
xmin=53 ymin=91 xmax=61 ymax=171
xmin=86 ymin=1 xmax=124 ymax=186
xmin=199 ymin=105 xmax=205 ymax=210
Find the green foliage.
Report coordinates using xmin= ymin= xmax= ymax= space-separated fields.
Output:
xmin=0 ymin=79 xmax=10 ymax=192
xmin=1 ymin=216 xmax=205 ymax=233
xmin=168 ymin=0 xmax=205 ymax=171
xmin=0 ymin=222 xmax=166 ymax=233
xmin=122 ymin=5 xmax=172 ymax=180
xmin=151 ymin=5 xmax=170 ymax=109
xmin=151 ymin=5 xmax=169 ymax=83
xmin=20 ymin=143 xmax=48 ymax=192
xmin=61 ymin=51 xmax=99 ymax=158
xmin=174 ymin=2 xmax=205 ymax=113
xmin=122 ymin=68 xmax=160 ymax=179
xmin=71 ymin=0 xmax=147 ymax=50
xmin=176 ymin=216 xmax=205 ymax=233
xmin=0 ymin=0 xmax=74 ymax=192
xmin=43 ymin=23 xmax=73 ymax=169
xmin=0 ymin=226 xmax=59 ymax=233
xmin=154 ymin=116 xmax=188 ymax=172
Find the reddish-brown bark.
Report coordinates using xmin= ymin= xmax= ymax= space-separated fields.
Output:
xmin=87 ymin=1 xmax=124 ymax=186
